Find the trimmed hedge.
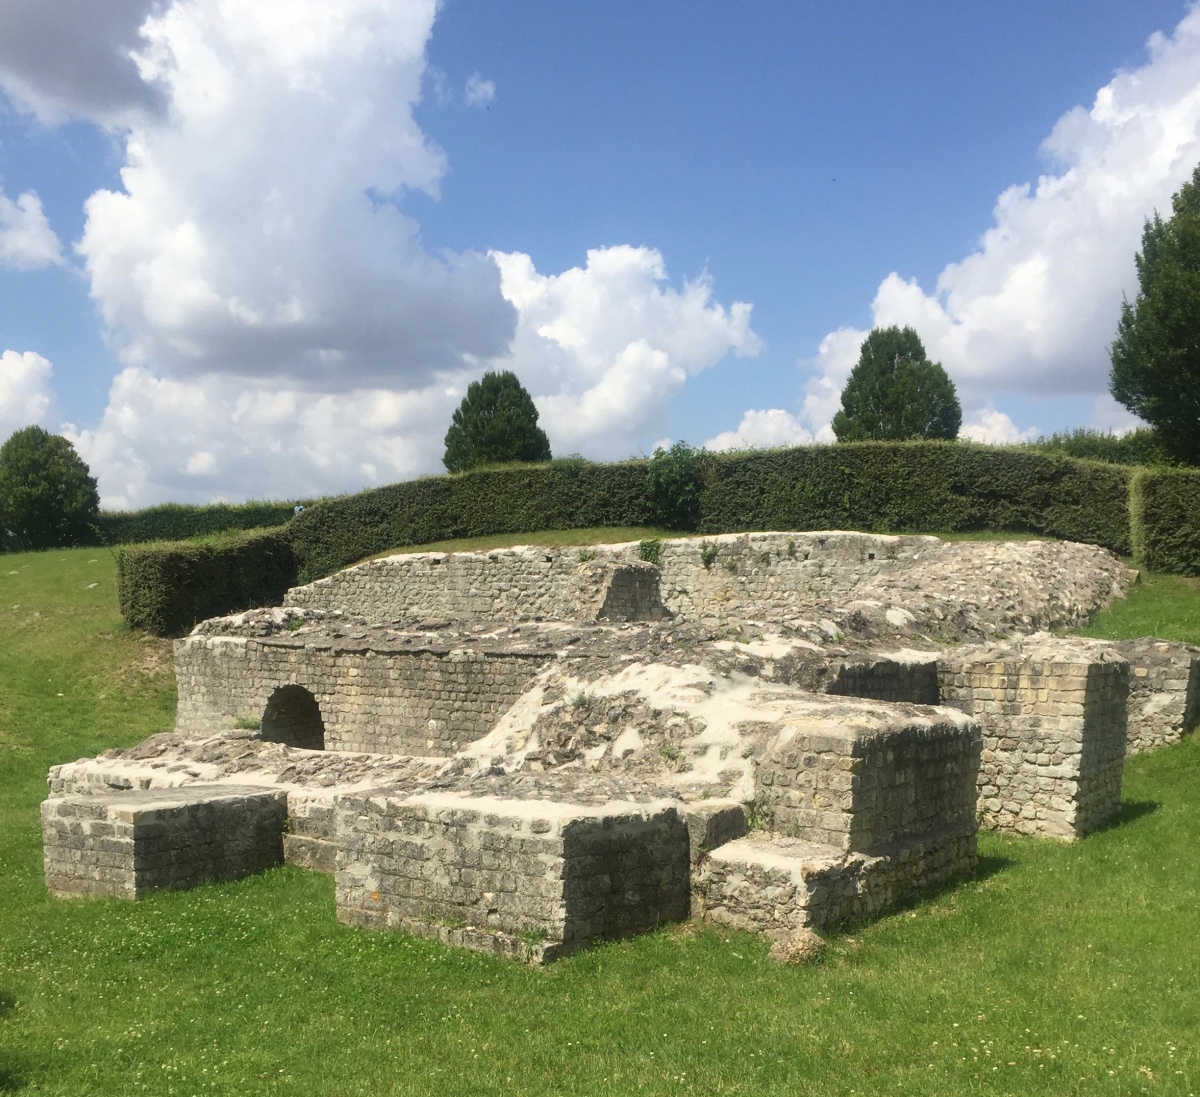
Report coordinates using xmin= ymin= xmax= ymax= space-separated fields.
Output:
xmin=99 ymin=500 xmax=307 ymax=546
xmin=697 ymin=442 xmax=1133 ymax=553
xmin=1135 ymin=467 xmax=1200 ymax=575
xmin=117 ymin=528 xmax=298 ymax=637
xmin=288 ymin=460 xmax=652 ymax=581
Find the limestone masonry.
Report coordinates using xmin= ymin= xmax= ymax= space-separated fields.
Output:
xmin=43 ymin=531 xmax=1194 ymax=961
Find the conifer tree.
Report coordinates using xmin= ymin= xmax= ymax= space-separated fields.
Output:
xmin=443 ymin=371 xmax=552 ymax=473
xmin=832 ymin=326 xmax=961 ymax=442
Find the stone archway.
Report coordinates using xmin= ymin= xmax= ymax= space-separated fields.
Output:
xmin=261 ymin=685 xmax=325 ymax=750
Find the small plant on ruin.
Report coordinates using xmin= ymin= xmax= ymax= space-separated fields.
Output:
xmin=638 ymin=538 xmax=662 ymax=567
xmin=570 ymin=690 xmax=594 ymax=709
xmin=744 ymin=796 xmax=771 ymax=831
xmin=660 ymin=742 xmax=682 ymax=763
xmin=786 ymin=538 xmax=797 ymax=558
xmin=700 ymin=540 xmax=719 ymax=570
xmin=724 ymin=559 xmax=737 ymax=574
xmin=759 ymin=552 xmax=772 ymax=566
xmin=232 ymin=715 xmax=261 ymax=730
xmin=516 ymin=924 xmax=548 ymax=943
xmin=286 ymin=617 xmax=304 ymax=631
xmin=576 ymin=548 xmax=597 ymax=563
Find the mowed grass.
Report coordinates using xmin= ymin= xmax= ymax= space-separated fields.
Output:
xmin=367 ymin=526 xmax=672 ymax=561
xmin=0 ymin=548 xmax=1198 ymax=1096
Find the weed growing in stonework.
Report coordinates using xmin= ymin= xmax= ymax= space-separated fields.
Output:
xmin=576 ymin=548 xmax=597 ymax=563
xmin=232 ymin=714 xmax=261 ymax=730
xmin=700 ymin=540 xmax=719 ymax=569
xmin=638 ymin=538 xmax=663 ymax=566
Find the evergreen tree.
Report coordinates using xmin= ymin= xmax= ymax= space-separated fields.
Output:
xmin=1110 ymin=163 xmax=1200 ymax=464
xmin=443 ymin=371 xmax=552 ymax=473
xmin=0 ymin=426 xmax=101 ymax=551
xmin=832 ymin=326 xmax=962 ymax=442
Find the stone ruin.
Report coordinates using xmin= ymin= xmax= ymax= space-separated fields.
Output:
xmin=42 ymin=531 xmax=1199 ymax=961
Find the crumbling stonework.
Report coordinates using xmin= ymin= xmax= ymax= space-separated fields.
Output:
xmin=939 ymin=637 xmax=1129 ymax=839
xmin=44 ymin=530 xmax=1179 ymax=961
xmin=1112 ymin=638 xmax=1200 ymax=755
xmin=174 ymin=630 xmax=552 ymax=755
xmin=42 ymin=785 xmax=286 ymax=899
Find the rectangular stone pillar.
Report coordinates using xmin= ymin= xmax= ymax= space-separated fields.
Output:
xmin=42 ymin=785 xmax=286 ymax=899
xmin=939 ymin=638 xmax=1129 ymax=839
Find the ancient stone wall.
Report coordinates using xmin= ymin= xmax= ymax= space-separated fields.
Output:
xmin=754 ymin=711 xmax=981 ymax=853
xmin=939 ymin=639 xmax=1129 ymax=839
xmin=42 ymin=786 xmax=286 ymax=899
xmin=1112 ymin=639 xmax=1200 ymax=754
xmin=285 ymin=551 xmax=665 ymax=624
xmin=333 ymin=792 xmax=690 ymax=960
xmin=698 ymin=822 xmax=977 ymax=932
xmin=174 ymin=634 xmax=550 ymax=755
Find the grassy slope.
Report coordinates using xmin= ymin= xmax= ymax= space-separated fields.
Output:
xmin=0 ymin=547 xmax=1197 ymax=1096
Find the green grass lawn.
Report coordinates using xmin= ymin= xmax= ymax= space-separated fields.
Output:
xmin=2 ymin=547 xmax=1199 ymax=1095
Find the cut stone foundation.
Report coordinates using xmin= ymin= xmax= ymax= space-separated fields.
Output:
xmin=1112 ymin=638 xmax=1200 ymax=755
xmin=334 ymin=791 xmax=691 ymax=962
xmin=42 ymin=785 xmax=286 ymax=899
xmin=940 ymin=637 xmax=1129 ymax=839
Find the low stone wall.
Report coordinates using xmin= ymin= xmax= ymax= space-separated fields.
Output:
xmin=698 ymin=821 xmax=977 ymax=932
xmin=174 ymin=634 xmax=551 ymax=755
xmin=1112 ymin=639 xmax=1200 ymax=755
xmin=754 ymin=706 xmax=981 ymax=853
xmin=42 ymin=785 xmax=286 ymax=899
xmin=939 ymin=638 xmax=1129 ymax=839
xmin=333 ymin=791 xmax=691 ymax=962
xmin=771 ymin=650 xmax=940 ymax=705
xmin=279 ymin=532 xmax=1128 ymax=641
xmin=285 ymin=551 xmax=666 ymax=624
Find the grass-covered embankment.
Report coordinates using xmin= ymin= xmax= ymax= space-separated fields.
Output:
xmin=1 ymin=546 xmax=1198 ymax=1096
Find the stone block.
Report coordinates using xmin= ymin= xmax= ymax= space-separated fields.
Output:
xmin=42 ymin=785 xmax=286 ymax=899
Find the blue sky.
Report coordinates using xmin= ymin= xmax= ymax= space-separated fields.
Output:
xmin=0 ymin=0 xmax=1197 ymax=505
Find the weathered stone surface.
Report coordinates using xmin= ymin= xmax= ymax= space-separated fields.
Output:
xmin=697 ymin=820 xmax=977 ymax=933
xmin=333 ymin=788 xmax=691 ymax=961
xmin=1112 ymin=638 xmax=1200 ymax=755
xmin=280 ymin=532 xmax=1129 ymax=643
xmin=42 ymin=785 xmax=285 ymax=899
xmin=940 ymin=635 xmax=1129 ymax=839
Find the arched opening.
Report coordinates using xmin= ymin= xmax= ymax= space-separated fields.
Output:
xmin=261 ymin=685 xmax=325 ymax=750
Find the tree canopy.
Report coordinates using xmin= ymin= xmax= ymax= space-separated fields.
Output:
xmin=831 ymin=326 xmax=962 ymax=443
xmin=0 ymin=426 xmax=101 ymax=551
xmin=443 ymin=370 xmax=552 ymax=473
xmin=1110 ymin=163 xmax=1200 ymax=464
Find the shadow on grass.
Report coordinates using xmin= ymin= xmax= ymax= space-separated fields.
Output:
xmin=0 ymin=1054 xmax=26 ymax=1093
xmin=0 ymin=989 xmax=15 ymax=1018
xmin=974 ymin=853 xmax=1015 ymax=882
xmin=1093 ymin=799 xmax=1160 ymax=834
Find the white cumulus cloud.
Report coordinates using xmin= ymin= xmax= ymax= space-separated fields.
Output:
xmin=0 ymin=188 xmax=63 ymax=269
xmin=793 ymin=5 xmax=1200 ymax=440
xmin=492 ymin=246 xmax=760 ymax=461
xmin=705 ymin=408 xmax=812 ymax=452
xmin=0 ymin=0 xmax=760 ymax=506
xmin=959 ymin=408 xmax=1039 ymax=445
xmin=0 ymin=350 xmax=56 ymax=439
xmin=76 ymin=0 xmax=515 ymax=388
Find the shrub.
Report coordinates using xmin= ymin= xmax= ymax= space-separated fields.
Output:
xmin=1024 ymin=428 xmax=1177 ymax=468
xmin=1134 ymin=467 xmax=1200 ymax=575
xmin=117 ymin=528 xmax=298 ymax=637
xmin=697 ymin=441 xmax=1132 ymax=553
xmin=98 ymin=500 xmax=305 ymax=545
xmin=288 ymin=460 xmax=653 ymax=580
xmin=0 ymin=426 xmax=100 ymax=551
xmin=646 ymin=441 xmax=701 ymax=531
